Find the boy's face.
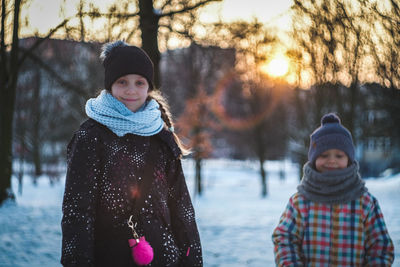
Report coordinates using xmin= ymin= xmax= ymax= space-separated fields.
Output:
xmin=315 ymin=149 xmax=349 ymax=173
xmin=111 ymin=74 xmax=149 ymax=112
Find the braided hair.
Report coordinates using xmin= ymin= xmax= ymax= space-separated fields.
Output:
xmin=147 ymin=90 xmax=190 ymax=157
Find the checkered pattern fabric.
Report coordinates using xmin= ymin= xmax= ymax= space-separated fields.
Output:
xmin=272 ymin=192 xmax=394 ymax=266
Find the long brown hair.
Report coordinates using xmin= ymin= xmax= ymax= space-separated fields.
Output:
xmin=147 ymin=90 xmax=190 ymax=157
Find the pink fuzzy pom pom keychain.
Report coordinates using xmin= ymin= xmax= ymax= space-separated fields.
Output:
xmin=128 ymin=215 xmax=154 ymax=266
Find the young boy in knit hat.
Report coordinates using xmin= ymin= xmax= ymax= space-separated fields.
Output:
xmin=272 ymin=113 xmax=394 ymax=266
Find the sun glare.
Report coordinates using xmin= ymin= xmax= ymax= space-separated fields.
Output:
xmin=261 ymin=56 xmax=290 ymax=77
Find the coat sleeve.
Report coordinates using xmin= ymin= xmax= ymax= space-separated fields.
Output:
xmin=167 ymin=158 xmax=203 ymax=267
xmin=272 ymin=194 xmax=305 ymax=267
xmin=61 ymin=128 xmax=102 ymax=266
xmin=363 ymin=195 xmax=394 ymax=266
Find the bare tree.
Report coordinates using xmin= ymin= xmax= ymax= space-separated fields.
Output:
xmin=198 ymin=20 xmax=290 ymax=196
xmin=163 ymin=42 xmax=234 ymax=196
xmin=0 ymin=0 xmax=69 ymax=204
xmin=291 ymin=0 xmax=371 ymax=133
xmin=368 ymin=0 xmax=400 ymax=147
xmin=14 ymin=38 xmax=103 ymax=177
xmin=288 ymin=0 xmax=370 ymax=177
xmin=80 ymin=0 xmax=221 ymax=88
xmin=177 ymin=88 xmax=214 ymax=196
xmin=289 ymin=0 xmax=400 ymax=178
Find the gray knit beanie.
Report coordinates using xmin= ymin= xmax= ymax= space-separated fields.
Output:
xmin=101 ymin=40 xmax=154 ymax=90
xmin=308 ymin=113 xmax=355 ymax=164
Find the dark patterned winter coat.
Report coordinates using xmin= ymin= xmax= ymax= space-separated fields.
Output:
xmin=61 ymin=119 xmax=202 ymax=266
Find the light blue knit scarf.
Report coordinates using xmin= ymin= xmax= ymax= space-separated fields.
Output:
xmin=85 ymin=90 xmax=164 ymax=137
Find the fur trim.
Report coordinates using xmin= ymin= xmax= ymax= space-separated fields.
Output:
xmin=100 ymin=40 xmax=128 ymax=61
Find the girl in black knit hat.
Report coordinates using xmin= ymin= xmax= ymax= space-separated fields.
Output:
xmin=61 ymin=40 xmax=202 ymax=266
xmin=272 ymin=113 xmax=394 ymax=266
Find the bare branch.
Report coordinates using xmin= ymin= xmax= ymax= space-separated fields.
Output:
xmin=1 ymin=0 xmax=7 ymax=74
xmin=18 ymin=18 xmax=70 ymax=67
xmin=159 ymin=23 xmax=194 ymax=39
xmin=160 ymin=0 xmax=174 ymax=11
xmin=10 ymin=0 xmax=22 ymax=76
xmin=80 ymin=11 xmax=140 ymax=19
xmin=159 ymin=0 xmax=221 ymax=18
xmin=20 ymin=47 xmax=91 ymax=99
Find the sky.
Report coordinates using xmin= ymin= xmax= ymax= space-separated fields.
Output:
xmin=199 ymin=0 xmax=293 ymax=29
xmin=20 ymin=0 xmax=294 ymax=81
xmin=22 ymin=0 xmax=294 ymax=36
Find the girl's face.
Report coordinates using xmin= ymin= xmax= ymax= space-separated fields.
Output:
xmin=111 ymin=74 xmax=149 ymax=112
xmin=315 ymin=149 xmax=349 ymax=173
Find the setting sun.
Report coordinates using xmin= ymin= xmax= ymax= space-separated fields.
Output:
xmin=261 ymin=56 xmax=290 ymax=77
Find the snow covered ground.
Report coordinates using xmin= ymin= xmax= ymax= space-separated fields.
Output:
xmin=0 ymin=159 xmax=399 ymax=266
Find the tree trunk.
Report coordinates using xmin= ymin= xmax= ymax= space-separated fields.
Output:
xmin=259 ymin=157 xmax=267 ymax=197
xmin=17 ymin=135 xmax=25 ymax=195
xmin=0 ymin=85 xmax=17 ymax=203
xmin=279 ymin=161 xmax=286 ymax=181
xmin=15 ymin=94 xmax=26 ymax=195
xmin=138 ymin=0 xmax=161 ymax=88
xmin=391 ymin=85 xmax=400 ymax=147
xmin=254 ymin=124 xmax=267 ymax=197
xmin=347 ymin=81 xmax=358 ymax=138
xmin=195 ymin=158 xmax=202 ymax=196
xmin=0 ymin=0 xmax=22 ymax=205
xmin=32 ymin=69 xmax=42 ymax=176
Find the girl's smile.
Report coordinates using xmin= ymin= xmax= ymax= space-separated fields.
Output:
xmin=111 ymin=74 xmax=149 ymax=112
xmin=121 ymin=97 xmax=139 ymax=101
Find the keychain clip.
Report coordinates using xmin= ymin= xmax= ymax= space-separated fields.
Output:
xmin=128 ymin=215 xmax=140 ymax=242
xmin=127 ymin=215 xmax=154 ymax=266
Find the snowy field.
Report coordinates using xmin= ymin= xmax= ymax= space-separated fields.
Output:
xmin=0 ymin=159 xmax=399 ymax=266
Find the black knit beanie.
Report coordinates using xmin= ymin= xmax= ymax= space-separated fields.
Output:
xmin=101 ymin=40 xmax=154 ymax=90
xmin=308 ymin=113 xmax=355 ymax=165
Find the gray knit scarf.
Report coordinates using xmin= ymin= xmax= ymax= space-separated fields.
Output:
xmin=297 ymin=161 xmax=367 ymax=204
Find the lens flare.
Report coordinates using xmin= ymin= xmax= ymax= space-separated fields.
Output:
xmin=261 ymin=56 xmax=289 ymax=77
xmin=209 ymin=71 xmax=281 ymax=131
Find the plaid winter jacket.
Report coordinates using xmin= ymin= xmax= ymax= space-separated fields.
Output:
xmin=272 ymin=192 xmax=394 ymax=266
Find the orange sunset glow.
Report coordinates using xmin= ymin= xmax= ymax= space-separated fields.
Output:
xmin=261 ymin=55 xmax=290 ymax=78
